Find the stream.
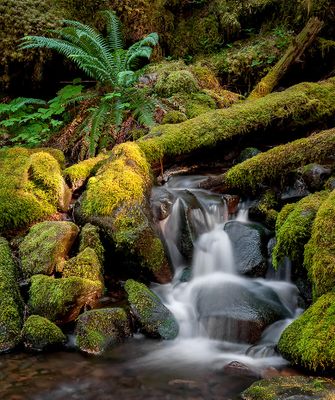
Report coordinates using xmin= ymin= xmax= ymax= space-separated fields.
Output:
xmin=0 ymin=175 xmax=302 ymax=400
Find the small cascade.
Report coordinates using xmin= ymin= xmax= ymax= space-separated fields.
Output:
xmin=146 ymin=175 xmax=301 ymax=373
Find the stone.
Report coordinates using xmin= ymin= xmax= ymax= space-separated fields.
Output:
xmin=299 ymin=163 xmax=331 ymax=191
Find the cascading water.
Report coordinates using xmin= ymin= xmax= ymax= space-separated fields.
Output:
xmin=142 ymin=175 xmax=302 ymax=374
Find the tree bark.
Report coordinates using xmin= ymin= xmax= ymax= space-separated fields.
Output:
xmin=248 ymin=17 xmax=324 ymax=100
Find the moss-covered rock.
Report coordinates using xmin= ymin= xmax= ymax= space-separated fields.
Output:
xmin=21 ymin=315 xmax=66 ymax=351
xmin=125 ymin=279 xmax=179 ymax=340
xmin=75 ymin=308 xmax=131 ymax=355
xmin=201 ymin=127 xmax=335 ymax=193
xmin=0 ymin=237 xmax=24 ymax=353
xmin=63 ymin=153 xmax=110 ymax=191
xmin=242 ymin=376 xmax=335 ymax=400
xmin=155 ymin=70 xmax=200 ymax=97
xmin=304 ymin=189 xmax=335 ymax=299
xmin=139 ymin=79 xmax=335 ymax=166
xmin=162 ymin=111 xmax=188 ymax=124
xmin=76 ymin=142 xmax=172 ymax=283
xmin=19 ymin=221 xmax=79 ymax=277
xmin=62 ymin=247 xmax=104 ymax=289
xmin=278 ymin=292 xmax=335 ymax=371
xmin=79 ymin=223 xmax=104 ymax=265
xmin=272 ymin=191 xmax=329 ymax=269
xmin=28 ymin=274 xmax=102 ymax=324
xmin=0 ymin=147 xmax=71 ymax=232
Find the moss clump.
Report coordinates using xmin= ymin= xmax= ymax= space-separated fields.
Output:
xmin=62 ymin=247 xmax=104 ymax=288
xmin=221 ymin=128 xmax=335 ymax=193
xmin=28 ymin=274 xmax=102 ymax=324
xmin=75 ymin=308 xmax=131 ymax=355
xmin=272 ymin=191 xmax=329 ymax=269
xmin=79 ymin=223 xmax=104 ymax=265
xmin=138 ymin=79 xmax=335 ymax=165
xmin=155 ymin=70 xmax=200 ymax=97
xmin=278 ymin=292 xmax=335 ymax=371
xmin=78 ymin=143 xmax=171 ymax=283
xmin=242 ymin=376 xmax=334 ymax=400
xmin=0 ymin=237 xmax=24 ymax=353
xmin=304 ymin=189 xmax=335 ymax=299
xmin=125 ymin=279 xmax=179 ymax=340
xmin=0 ymin=147 xmax=70 ymax=232
xmin=250 ymin=190 xmax=278 ymax=228
xmin=21 ymin=315 xmax=66 ymax=351
xmin=162 ymin=111 xmax=188 ymax=124
xmin=63 ymin=152 xmax=110 ymax=191
xmin=19 ymin=221 xmax=79 ymax=277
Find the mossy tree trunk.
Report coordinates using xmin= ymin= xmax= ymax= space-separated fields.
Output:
xmin=248 ymin=17 xmax=324 ymax=100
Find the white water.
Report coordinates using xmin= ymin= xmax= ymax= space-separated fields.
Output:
xmin=142 ymin=176 xmax=301 ymax=374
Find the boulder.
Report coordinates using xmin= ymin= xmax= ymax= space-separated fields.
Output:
xmin=79 ymin=223 xmax=105 ymax=264
xmin=224 ymin=221 xmax=267 ymax=277
xmin=19 ymin=221 xmax=79 ymax=277
xmin=21 ymin=315 xmax=66 ymax=351
xmin=125 ymin=279 xmax=179 ymax=340
xmin=75 ymin=308 xmax=132 ymax=355
xmin=0 ymin=147 xmax=71 ymax=232
xmin=28 ymin=275 xmax=102 ymax=324
xmin=194 ymin=278 xmax=290 ymax=343
xmin=299 ymin=163 xmax=331 ymax=191
xmin=237 ymin=147 xmax=261 ymax=163
xmin=0 ymin=237 xmax=24 ymax=353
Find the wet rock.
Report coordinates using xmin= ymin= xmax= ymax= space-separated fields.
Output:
xmin=195 ymin=279 xmax=290 ymax=343
xmin=75 ymin=308 xmax=132 ymax=355
xmin=299 ymin=163 xmax=331 ymax=191
xmin=0 ymin=237 xmax=24 ymax=353
xmin=28 ymin=275 xmax=102 ymax=324
xmin=19 ymin=221 xmax=79 ymax=277
xmin=21 ymin=315 xmax=66 ymax=351
xmin=151 ymin=187 xmax=174 ymax=221
xmin=125 ymin=279 xmax=179 ymax=340
xmin=222 ymin=194 xmax=240 ymax=215
xmin=223 ymin=361 xmax=259 ymax=377
xmin=224 ymin=221 xmax=267 ymax=277
xmin=179 ymin=267 xmax=192 ymax=282
xmin=241 ymin=376 xmax=335 ymax=400
xmin=280 ymin=178 xmax=310 ymax=202
xmin=325 ymin=176 xmax=335 ymax=190
xmin=237 ymin=147 xmax=261 ymax=163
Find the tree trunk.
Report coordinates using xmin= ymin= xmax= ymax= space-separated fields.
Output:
xmin=248 ymin=17 xmax=324 ymax=100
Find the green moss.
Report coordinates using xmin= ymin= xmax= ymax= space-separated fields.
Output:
xmin=162 ymin=111 xmax=188 ymax=124
xmin=21 ymin=315 xmax=66 ymax=351
xmin=254 ymin=190 xmax=278 ymax=228
xmin=242 ymin=376 xmax=334 ymax=400
xmin=19 ymin=221 xmax=79 ymax=277
xmin=223 ymin=128 xmax=335 ymax=193
xmin=125 ymin=279 xmax=179 ymax=339
xmin=28 ymin=274 xmax=102 ymax=324
xmin=272 ymin=191 xmax=329 ymax=269
xmin=278 ymin=292 xmax=335 ymax=371
xmin=155 ymin=70 xmax=200 ymax=97
xmin=75 ymin=308 xmax=131 ymax=355
xmin=79 ymin=223 xmax=104 ymax=264
xmin=62 ymin=247 xmax=104 ymax=288
xmin=63 ymin=152 xmax=110 ymax=191
xmin=0 ymin=237 xmax=24 ymax=352
xmin=304 ymin=189 xmax=335 ymax=299
xmin=0 ymin=147 xmax=69 ymax=232
xmin=138 ymin=79 xmax=335 ymax=165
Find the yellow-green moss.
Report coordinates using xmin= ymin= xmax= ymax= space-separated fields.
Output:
xmin=125 ymin=279 xmax=179 ymax=339
xmin=272 ymin=191 xmax=329 ymax=269
xmin=75 ymin=308 xmax=131 ymax=355
xmin=304 ymin=189 xmax=335 ymax=299
xmin=28 ymin=274 xmax=102 ymax=324
xmin=138 ymin=79 xmax=335 ymax=165
xmin=242 ymin=376 xmax=334 ymax=400
xmin=278 ymin=292 xmax=335 ymax=371
xmin=63 ymin=152 xmax=110 ymax=191
xmin=0 ymin=237 xmax=24 ymax=352
xmin=0 ymin=147 xmax=69 ymax=232
xmin=19 ymin=221 xmax=79 ymax=277
xmin=155 ymin=70 xmax=200 ymax=97
xmin=21 ymin=315 xmax=66 ymax=351
xmin=162 ymin=111 xmax=188 ymax=124
xmin=79 ymin=223 xmax=104 ymax=264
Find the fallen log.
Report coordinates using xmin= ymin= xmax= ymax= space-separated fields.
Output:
xmin=248 ymin=17 xmax=324 ymax=100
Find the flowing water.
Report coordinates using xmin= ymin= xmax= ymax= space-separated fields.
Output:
xmin=0 ymin=175 xmax=302 ymax=400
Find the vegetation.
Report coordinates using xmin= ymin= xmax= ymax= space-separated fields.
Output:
xmin=19 ymin=11 xmax=159 ymax=156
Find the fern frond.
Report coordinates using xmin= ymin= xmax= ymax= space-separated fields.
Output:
xmin=99 ymin=10 xmax=124 ymax=52
xmin=88 ymin=101 xmax=110 ymax=156
xmin=125 ymin=88 xmax=156 ymax=127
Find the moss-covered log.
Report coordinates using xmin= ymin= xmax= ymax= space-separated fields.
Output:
xmin=248 ymin=17 xmax=324 ymax=99
xmin=138 ymin=78 xmax=335 ymax=166
xmin=304 ymin=189 xmax=335 ymax=299
xmin=200 ymin=127 xmax=335 ymax=193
